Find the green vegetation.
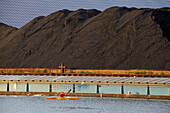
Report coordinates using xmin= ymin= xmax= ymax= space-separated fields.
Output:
xmin=35 ymin=70 xmax=40 ymax=73
xmin=140 ymin=72 xmax=144 ymax=74
xmin=0 ymin=70 xmax=4 ymax=73
xmin=35 ymin=69 xmax=46 ymax=73
xmin=41 ymin=70 xmax=46 ymax=73
xmin=133 ymin=72 xmax=139 ymax=74
xmin=134 ymin=71 xmax=147 ymax=74
xmin=86 ymin=71 xmax=92 ymax=74
xmin=161 ymin=72 xmax=164 ymax=75
xmin=13 ymin=70 xmax=17 ymax=73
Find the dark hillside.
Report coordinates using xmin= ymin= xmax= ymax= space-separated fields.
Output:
xmin=0 ymin=7 xmax=170 ymax=69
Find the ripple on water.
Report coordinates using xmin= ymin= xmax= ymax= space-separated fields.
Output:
xmin=0 ymin=96 xmax=170 ymax=113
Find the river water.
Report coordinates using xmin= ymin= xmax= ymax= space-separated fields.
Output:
xmin=0 ymin=96 xmax=170 ymax=113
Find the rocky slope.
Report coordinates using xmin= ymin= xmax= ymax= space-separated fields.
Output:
xmin=0 ymin=7 xmax=170 ymax=69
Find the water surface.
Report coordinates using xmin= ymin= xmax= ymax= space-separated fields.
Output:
xmin=0 ymin=96 xmax=170 ymax=113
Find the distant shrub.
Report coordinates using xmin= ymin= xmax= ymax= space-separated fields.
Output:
xmin=140 ymin=72 xmax=144 ymax=74
xmin=36 ymin=70 xmax=40 ymax=73
xmin=13 ymin=70 xmax=17 ymax=73
xmin=86 ymin=71 xmax=92 ymax=74
xmin=161 ymin=72 xmax=164 ymax=75
xmin=133 ymin=72 xmax=139 ymax=74
xmin=41 ymin=70 xmax=46 ymax=73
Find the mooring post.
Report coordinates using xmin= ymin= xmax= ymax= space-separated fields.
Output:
xmin=49 ymin=83 xmax=52 ymax=92
xmin=121 ymin=84 xmax=124 ymax=94
xmin=26 ymin=83 xmax=29 ymax=92
xmin=147 ymin=85 xmax=150 ymax=95
xmin=7 ymin=82 xmax=9 ymax=92
xmin=97 ymin=84 xmax=99 ymax=93
xmin=73 ymin=84 xmax=75 ymax=93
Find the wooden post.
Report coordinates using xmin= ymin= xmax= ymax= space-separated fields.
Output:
xmin=58 ymin=63 xmax=66 ymax=73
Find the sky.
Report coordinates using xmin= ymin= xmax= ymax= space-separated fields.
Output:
xmin=0 ymin=0 xmax=170 ymax=28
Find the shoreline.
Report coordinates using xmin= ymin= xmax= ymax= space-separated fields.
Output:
xmin=0 ymin=92 xmax=169 ymax=100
